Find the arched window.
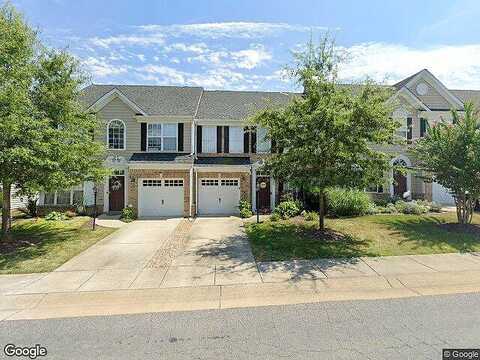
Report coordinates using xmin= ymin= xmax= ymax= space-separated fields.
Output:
xmin=393 ymin=158 xmax=408 ymax=167
xmin=108 ymin=120 xmax=125 ymax=150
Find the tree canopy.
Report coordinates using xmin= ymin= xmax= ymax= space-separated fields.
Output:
xmin=251 ymin=38 xmax=399 ymax=229
xmin=412 ymin=103 xmax=480 ymax=224
xmin=0 ymin=3 xmax=106 ymax=234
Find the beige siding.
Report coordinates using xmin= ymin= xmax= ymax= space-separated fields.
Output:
xmin=407 ymin=78 xmax=451 ymax=110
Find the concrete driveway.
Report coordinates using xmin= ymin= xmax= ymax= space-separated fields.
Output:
xmin=3 ymin=219 xmax=183 ymax=294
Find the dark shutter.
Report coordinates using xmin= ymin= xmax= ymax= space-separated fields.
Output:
xmin=271 ymin=138 xmax=277 ymax=153
xmin=420 ymin=118 xmax=427 ymax=137
xmin=178 ymin=123 xmax=184 ymax=151
xmin=223 ymin=126 xmax=229 ymax=153
xmin=196 ymin=125 xmax=202 ymax=153
xmin=216 ymin=126 xmax=222 ymax=153
xmin=251 ymin=127 xmax=257 ymax=153
xmin=141 ymin=123 xmax=147 ymax=151
xmin=407 ymin=117 xmax=413 ymax=141
xmin=243 ymin=127 xmax=250 ymax=153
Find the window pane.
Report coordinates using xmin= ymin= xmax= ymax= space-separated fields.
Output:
xmin=108 ymin=120 xmax=124 ymax=149
xmin=163 ymin=137 xmax=177 ymax=151
xmin=148 ymin=123 xmax=162 ymax=136
xmin=163 ymin=124 xmax=177 ymax=137
xmin=73 ymin=190 xmax=83 ymax=205
xmin=202 ymin=126 xmax=217 ymax=153
xmin=256 ymin=127 xmax=271 ymax=153
xmin=44 ymin=192 xmax=55 ymax=205
xmin=148 ymin=137 xmax=162 ymax=151
xmin=229 ymin=127 xmax=244 ymax=153
xmin=56 ymin=191 xmax=71 ymax=205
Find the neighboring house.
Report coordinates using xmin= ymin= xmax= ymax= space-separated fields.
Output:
xmin=1 ymin=185 xmax=28 ymax=211
xmin=37 ymin=69 xmax=480 ymax=216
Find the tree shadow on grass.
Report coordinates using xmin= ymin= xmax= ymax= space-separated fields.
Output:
xmin=0 ymin=219 xmax=93 ymax=272
xmin=371 ymin=215 xmax=480 ymax=253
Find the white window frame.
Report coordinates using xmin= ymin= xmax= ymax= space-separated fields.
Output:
xmin=229 ymin=126 xmax=244 ymax=154
xmin=147 ymin=123 xmax=178 ymax=152
xmin=365 ymin=184 xmax=384 ymax=194
xmin=202 ymin=126 xmax=217 ymax=153
xmin=107 ymin=119 xmax=126 ymax=150
xmin=43 ymin=187 xmax=84 ymax=206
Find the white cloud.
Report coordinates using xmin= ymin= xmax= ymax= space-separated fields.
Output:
xmin=90 ymin=33 xmax=165 ymax=48
xmin=339 ymin=42 xmax=480 ymax=89
xmin=138 ymin=22 xmax=328 ymax=39
xmin=230 ymin=45 xmax=272 ymax=69
xmin=164 ymin=42 xmax=208 ymax=53
xmin=83 ymin=57 xmax=128 ymax=77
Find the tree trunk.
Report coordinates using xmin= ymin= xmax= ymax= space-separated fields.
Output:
xmin=318 ymin=189 xmax=325 ymax=231
xmin=1 ymin=182 xmax=12 ymax=234
xmin=455 ymin=193 xmax=474 ymax=224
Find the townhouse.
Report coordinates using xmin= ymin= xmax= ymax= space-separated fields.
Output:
xmin=37 ymin=69 xmax=480 ymax=216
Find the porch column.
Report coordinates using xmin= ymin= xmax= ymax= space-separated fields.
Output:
xmin=270 ymin=177 xmax=276 ymax=211
xmin=251 ymin=166 xmax=257 ymax=212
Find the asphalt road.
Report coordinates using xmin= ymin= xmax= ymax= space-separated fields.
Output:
xmin=1 ymin=293 xmax=480 ymax=360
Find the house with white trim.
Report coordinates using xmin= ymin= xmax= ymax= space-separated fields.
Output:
xmin=36 ymin=69 xmax=479 ymax=216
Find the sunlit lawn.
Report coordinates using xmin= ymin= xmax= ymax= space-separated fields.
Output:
xmin=246 ymin=212 xmax=480 ymax=261
xmin=0 ymin=216 xmax=116 ymax=274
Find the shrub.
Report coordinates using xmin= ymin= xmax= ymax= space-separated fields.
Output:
xmin=26 ymin=198 xmax=37 ymax=217
xmin=326 ymin=187 xmax=374 ymax=217
xmin=394 ymin=200 xmax=428 ymax=215
xmin=45 ymin=211 xmax=67 ymax=221
xmin=303 ymin=211 xmax=318 ymax=221
xmin=270 ymin=213 xmax=281 ymax=222
xmin=121 ymin=206 xmax=137 ymax=222
xmin=429 ymin=202 xmax=443 ymax=212
xmin=238 ymin=200 xmax=253 ymax=218
xmin=274 ymin=200 xmax=301 ymax=219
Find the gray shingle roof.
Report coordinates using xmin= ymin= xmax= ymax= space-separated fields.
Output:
xmin=195 ymin=90 xmax=299 ymax=120
xmin=80 ymin=84 xmax=203 ymax=117
xmin=451 ymin=90 xmax=480 ymax=108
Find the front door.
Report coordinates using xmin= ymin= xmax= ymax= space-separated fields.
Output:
xmin=257 ymin=176 xmax=271 ymax=213
xmin=393 ymin=171 xmax=407 ymax=197
xmin=109 ymin=176 xmax=125 ymax=212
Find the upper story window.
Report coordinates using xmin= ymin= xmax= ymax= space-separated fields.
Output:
xmin=229 ymin=126 xmax=244 ymax=153
xmin=147 ymin=123 xmax=177 ymax=152
xmin=202 ymin=126 xmax=217 ymax=153
xmin=256 ymin=127 xmax=271 ymax=153
xmin=108 ymin=120 xmax=125 ymax=150
xmin=395 ymin=117 xmax=412 ymax=141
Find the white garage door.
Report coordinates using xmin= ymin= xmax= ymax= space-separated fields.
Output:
xmin=432 ymin=182 xmax=455 ymax=205
xmin=138 ymin=179 xmax=184 ymax=217
xmin=198 ymin=178 xmax=240 ymax=215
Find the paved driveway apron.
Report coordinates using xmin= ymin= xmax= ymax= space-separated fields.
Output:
xmin=167 ymin=217 xmax=262 ymax=287
xmin=3 ymin=219 xmax=182 ymax=294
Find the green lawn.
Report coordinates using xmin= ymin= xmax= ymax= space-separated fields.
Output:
xmin=245 ymin=212 xmax=480 ymax=262
xmin=0 ymin=216 xmax=116 ymax=274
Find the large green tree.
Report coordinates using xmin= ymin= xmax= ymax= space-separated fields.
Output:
xmin=412 ymin=103 xmax=480 ymax=224
xmin=0 ymin=4 xmax=106 ymax=234
xmin=252 ymin=38 xmax=399 ymax=230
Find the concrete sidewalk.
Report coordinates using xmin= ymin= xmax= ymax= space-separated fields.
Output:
xmin=2 ymin=252 xmax=480 ymax=321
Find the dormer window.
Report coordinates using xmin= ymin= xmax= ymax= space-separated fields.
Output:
xmin=147 ymin=123 xmax=177 ymax=152
xmin=108 ymin=119 xmax=125 ymax=150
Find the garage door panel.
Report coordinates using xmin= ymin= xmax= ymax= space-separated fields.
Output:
xmin=198 ymin=178 xmax=240 ymax=215
xmin=432 ymin=182 xmax=455 ymax=205
xmin=138 ymin=178 xmax=184 ymax=217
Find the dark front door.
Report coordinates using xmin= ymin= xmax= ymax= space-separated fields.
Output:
xmin=109 ymin=176 xmax=125 ymax=212
xmin=257 ymin=176 xmax=271 ymax=213
xmin=393 ymin=171 xmax=407 ymax=197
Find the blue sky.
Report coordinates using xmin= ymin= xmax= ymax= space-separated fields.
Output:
xmin=11 ymin=0 xmax=480 ymax=91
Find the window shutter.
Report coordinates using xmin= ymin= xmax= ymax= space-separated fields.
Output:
xmin=141 ymin=123 xmax=147 ymax=151
xmin=271 ymin=138 xmax=277 ymax=153
xmin=243 ymin=127 xmax=250 ymax=153
xmin=178 ymin=123 xmax=184 ymax=151
xmin=216 ymin=126 xmax=222 ymax=153
xmin=251 ymin=127 xmax=257 ymax=153
xmin=196 ymin=125 xmax=202 ymax=153
xmin=420 ymin=118 xmax=428 ymax=137
xmin=407 ymin=117 xmax=413 ymax=140
xmin=223 ymin=126 xmax=229 ymax=153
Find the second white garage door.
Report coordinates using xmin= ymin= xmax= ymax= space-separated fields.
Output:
xmin=198 ymin=178 xmax=240 ymax=215
xmin=138 ymin=178 xmax=184 ymax=217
